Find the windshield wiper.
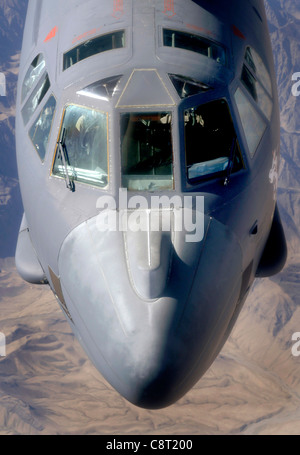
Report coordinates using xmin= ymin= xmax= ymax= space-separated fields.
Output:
xmin=57 ymin=128 xmax=75 ymax=192
xmin=224 ymin=136 xmax=237 ymax=186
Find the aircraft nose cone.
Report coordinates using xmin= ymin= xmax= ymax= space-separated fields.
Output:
xmin=57 ymin=212 xmax=243 ymax=408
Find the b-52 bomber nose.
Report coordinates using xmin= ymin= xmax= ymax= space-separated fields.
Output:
xmin=15 ymin=0 xmax=286 ymax=409
xmin=57 ymin=210 xmax=243 ymax=408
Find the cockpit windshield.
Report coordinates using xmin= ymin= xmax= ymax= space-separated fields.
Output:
xmin=185 ymin=99 xmax=244 ymax=182
xmin=52 ymin=104 xmax=108 ymax=188
xmin=121 ymin=112 xmax=173 ymax=191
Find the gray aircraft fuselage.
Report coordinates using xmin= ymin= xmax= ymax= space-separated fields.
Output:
xmin=15 ymin=0 xmax=287 ymax=408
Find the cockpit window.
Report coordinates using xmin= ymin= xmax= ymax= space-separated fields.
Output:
xmin=168 ymin=74 xmax=211 ymax=99
xmin=121 ymin=112 xmax=173 ymax=191
xmin=21 ymin=72 xmax=50 ymax=125
xmin=22 ymin=54 xmax=45 ymax=103
xmin=52 ymin=104 xmax=108 ymax=188
xmin=77 ymin=75 xmax=122 ymax=101
xmin=63 ymin=30 xmax=125 ymax=71
xmin=244 ymin=47 xmax=272 ymax=96
xmin=241 ymin=46 xmax=273 ymax=120
xmin=185 ymin=99 xmax=244 ymax=182
xmin=234 ymin=87 xmax=267 ymax=157
xmin=163 ymin=29 xmax=227 ymax=66
xmin=29 ymin=94 xmax=56 ymax=162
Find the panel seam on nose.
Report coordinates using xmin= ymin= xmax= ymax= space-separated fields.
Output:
xmin=147 ymin=210 xmax=151 ymax=268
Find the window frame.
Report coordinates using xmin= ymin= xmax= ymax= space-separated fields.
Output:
xmin=21 ymin=71 xmax=51 ymax=126
xmin=183 ymin=97 xmax=245 ymax=185
xmin=241 ymin=46 xmax=273 ymax=121
xmin=21 ymin=53 xmax=46 ymax=104
xmin=28 ymin=93 xmax=57 ymax=163
xmin=63 ymin=30 xmax=126 ymax=71
xmin=120 ymin=110 xmax=175 ymax=192
xmin=162 ymin=28 xmax=228 ymax=67
xmin=51 ymin=103 xmax=110 ymax=190
xmin=234 ymin=85 xmax=267 ymax=159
